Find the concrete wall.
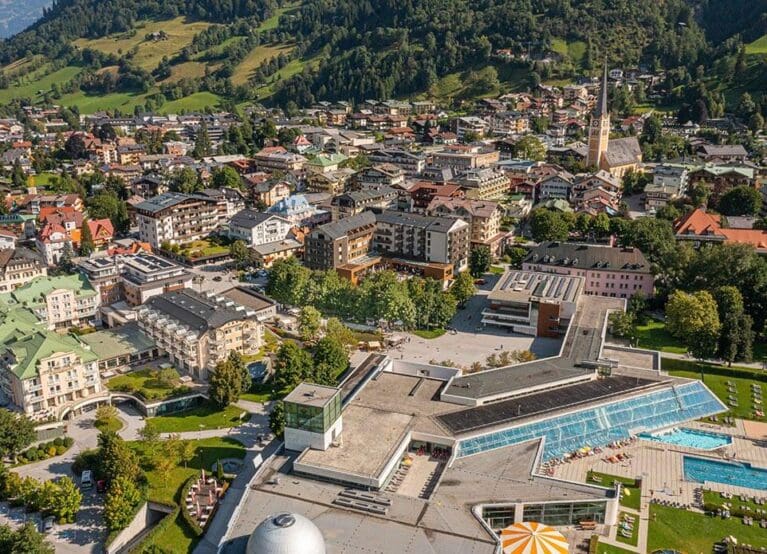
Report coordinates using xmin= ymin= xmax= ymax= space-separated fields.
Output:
xmin=106 ymin=501 xmax=174 ymax=554
xmin=386 ymin=359 xmax=461 ymax=381
xmin=285 ymin=417 xmax=343 ymax=452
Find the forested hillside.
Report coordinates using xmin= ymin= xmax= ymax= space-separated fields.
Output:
xmin=0 ymin=0 xmax=764 ymax=116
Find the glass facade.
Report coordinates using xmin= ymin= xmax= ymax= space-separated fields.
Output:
xmin=482 ymin=501 xmax=607 ymax=530
xmin=285 ymin=392 xmax=342 ymax=433
xmin=458 ymin=381 xmax=723 ymax=460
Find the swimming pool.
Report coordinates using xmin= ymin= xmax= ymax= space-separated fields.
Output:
xmin=684 ymin=456 xmax=767 ymax=491
xmin=638 ymin=427 xmax=732 ymax=450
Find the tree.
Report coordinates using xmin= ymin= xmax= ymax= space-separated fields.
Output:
xmin=78 ymin=218 xmax=95 ymax=256
xmin=529 ymin=209 xmax=570 ymax=242
xmin=211 ymin=166 xmax=242 ymax=189
xmin=94 ymin=404 xmax=117 ymax=429
xmin=179 ymin=440 xmax=197 ymax=470
xmin=192 ymin=121 xmax=212 ymax=158
xmin=229 ymin=240 xmax=251 ymax=268
xmin=169 ymin=167 xmax=202 ymax=194
xmin=299 ymin=306 xmax=322 ymax=342
xmin=104 ymin=476 xmax=142 ymax=531
xmin=713 ymin=286 xmax=754 ymax=365
xmin=505 ymin=246 xmax=528 ymax=268
xmin=87 ymin=191 xmax=130 ymax=234
xmin=273 ymin=342 xmax=313 ymax=391
xmin=324 ymin=318 xmax=357 ymax=352
xmin=609 ymin=311 xmax=635 ymax=339
xmin=717 ymin=185 xmax=762 ymax=216
xmin=451 ymin=271 xmax=476 ymax=307
xmin=11 ymin=160 xmax=25 ymax=188
xmin=313 ymin=337 xmax=348 ymax=383
xmin=0 ymin=409 xmax=35 ymax=462
xmin=48 ymin=477 xmax=81 ymax=524
xmin=269 ymin=401 xmax=286 ymax=438
xmin=469 ymin=247 xmax=491 ymax=278
xmin=0 ymin=522 xmax=54 ymax=554
xmin=513 ymin=135 xmax=546 ymax=161
xmin=209 ymin=358 xmax=245 ymax=408
xmin=98 ymin=432 xmax=142 ymax=484
xmin=63 ymin=134 xmax=87 ymax=159
xmin=266 ymin=257 xmax=311 ymax=306
xmin=665 ymin=290 xmax=721 ymax=360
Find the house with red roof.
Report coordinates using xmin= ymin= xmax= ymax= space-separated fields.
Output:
xmin=674 ymin=208 xmax=767 ymax=254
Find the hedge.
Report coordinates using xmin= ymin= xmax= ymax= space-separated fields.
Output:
xmin=15 ymin=436 xmax=74 ymax=466
xmin=179 ymin=475 xmax=205 ymax=538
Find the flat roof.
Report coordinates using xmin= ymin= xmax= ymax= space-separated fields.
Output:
xmin=220 ymin=286 xmax=276 ymax=313
xmin=438 ymin=375 xmax=661 ymax=435
xmin=284 ymin=383 xmax=340 ymax=408
xmin=444 ymin=295 xmax=623 ymax=400
xmin=488 ymin=270 xmax=583 ymax=305
xmin=296 ymin=405 xmax=412 ymax=479
xmin=78 ymin=322 xmax=156 ymax=360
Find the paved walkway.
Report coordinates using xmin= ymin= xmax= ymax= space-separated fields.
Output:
xmin=661 ymin=351 xmax=767 ymax=371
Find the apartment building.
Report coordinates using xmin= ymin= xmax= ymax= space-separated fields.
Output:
xmin=330 ymin=188 xmax=398 ymax=220
xmin=0 ymin=317 xmax=101 ymax=420
xmin=426 ymin=198 xmax=507 ymax=258
xmin=374 ymin=210 xmax=470 ymax=271
xmin=645 ymin=165 xmax=689 ymax=211
xmin=0 ymin=274 xmax=100 ymax=329
xmin=430 ymin=146 xmax=499 ymax=172
xmin=253 ymin=146 xmax=307 ymax=172
xmin=522 ymin=242 xmax=654 ymax=299
xmin=229 ymin=210 xmax=294 ymax=247
xmin=355 ymin=164 xmax=406 ymax=188
xmin=135 ymin=192 xmax=227 ymax=248
xmin=136 ymin=289 xmax=263 ymax=379
xmin=121 ymin=253 xmax=193 ymax=306
xmin=0 ymin=248 xmax=47 ymax=294
xmin=365 ymin=148 xmax=426 ymax=176
xmin=458 ymin=168 xmax=510 ymax=200
xmin=77 ymin=256 xmax=123 ymax=305
xmin=304 ymin=211 xmax=377 ymax=270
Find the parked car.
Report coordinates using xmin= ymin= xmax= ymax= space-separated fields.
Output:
xmin=42 ymin=516 xmax=55 ymax=534
xmin=80 ymin=470 xmax=92 ymax=490
xmin=96 ymin=480 xmax=106 ymax=493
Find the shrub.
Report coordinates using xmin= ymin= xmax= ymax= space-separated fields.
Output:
xmin=72 ymin=449 xmax=100 ymax=476
xmin=36 ymin=449 xmax=45 ymax=459
xmin=55 ymin=445 xmax=66 ymax=455
xmin=47 ymin=446 xmax=57 ymax=457
xmin=26 ymin=450 xmax=38 ymax=462
xmin=63 ymin=437 xmax=74 ymax=447
xmin=53 ymin=437 xmax=64 ymax=447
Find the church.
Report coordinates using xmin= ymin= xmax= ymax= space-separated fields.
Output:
xmin=584 ymin=65 xmax=642 ymax=179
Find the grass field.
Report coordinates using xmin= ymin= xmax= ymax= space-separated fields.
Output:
xmin=231 ymin=43 xmax=294 ymax=86
xmin=74 ymin=18 xmax=212 ymax=71
xmin=412 ymin=329 xmax=447 ymax=340
xmin=615 ymin=512 xmax=638 ymax=547
xmin=664 ymin=358 xmax=766 ymax=422
xmin=0 ymin=66 xmax=81 ymax=104
xmin=648 ymin=504 xmax=767 ymax=551
xmin=164 ymin=61 xmax=209 ymax=82
xmin=147 ymin=401 xmax=249 ymax=433
xmin=258 ymin=1 xmax=302 ymax=32
xmin=131 ymin=437 xmax=246 ymax=553
xmin=107 ymin=368 xmax=183 ymax=401
xmin=634 ymin=320 xmax=687 ymax=354
xmin=159 ymin=92 xmax=222 ymax=113
xmin=746 ymin=34 xmax=767 ymax=55
xmin=57 ymin=90 xmax=149 ymax=113
xmin=595 ymin=543 xmax=635 ymax=554
xmin=550 ymin=38 xmax=587 ymax=64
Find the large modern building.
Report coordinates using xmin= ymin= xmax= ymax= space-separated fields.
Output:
xmin=304 ymin=211 xmax=377 ymax=271
xmin=120 ymin=253 xmax=194 ymax=306
xmin=522 ymin=242 xmax=654 ymax=299
xmin=426 ymin=198 xmax=507 ymax=258
xmin=136 ymin=289 xmax=263 ymax=379
xmin=481 ymin=271 xmax=583 ymax=337
xmin=226 ymin=289 xmax=724 ymax=553
xmin=135 ymin=192 xmax=227 ymax=248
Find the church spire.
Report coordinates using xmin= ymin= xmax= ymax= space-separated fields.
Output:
xmin=595 ymin=62 xmax=608 ymax=117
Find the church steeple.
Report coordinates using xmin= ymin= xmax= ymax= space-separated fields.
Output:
xmin=586 ymin=62 xmax=610 ymax=169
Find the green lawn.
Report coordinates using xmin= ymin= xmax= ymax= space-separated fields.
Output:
xmin=489 ymin=265 xmax=506 ymax=275
xmin=746 ymin=34 xmax=767 ymax=55
xmin=703 ymin=489 xmax=766 ymax=515
xmin=595 ymin=542 xmax=635 ymax=554
xmin=241 ymin=382 xmax=288 ymax=404
xmin=615 ymin=511 xmax=639 ymax=547
xmin=159 ymin=92 xmax=222 ymax=113
xmin=179 ymin=238 xmax=230 ymax=259
xmin=664 ymin=358 xmax=767 ymax=422
xmin=107 ymin=368 xmax=184 ymax=401
xmin=57 ymin=90 xmax=149 ymax=114
xmin=131 ymin=437 xmax=246 ymax=553
xmin=412 ymin=329 xmax=447 ymax=340
xmin=147 ymin=401 xmax=249 ymax=433
xmin=634 ymin=320 xmax=687 ymax=354
xmin=648 ymin=504 xmax=767 ymax=552
xmin=231 ymin=43 xmax=294 ymax=86
xmin=0 ymin=66 xmax=82 ymax=105
xmin=257 ymin=1 xmax=301 ymax=32
xmin=95 ymin=416 xmax=124 ymax=434
xmin=586 ymin=471 xmax=641 ymax=510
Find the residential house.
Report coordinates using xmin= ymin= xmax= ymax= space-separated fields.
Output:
xmin=0 ymin=249 xmax=47 ymax=294
xmin=426 ymin=198 xmax=508 ymax=258
xmin=674 ymin=208 xmax=767 ymax=254
xmin=330 ymin=188 xmax=398 ymax=220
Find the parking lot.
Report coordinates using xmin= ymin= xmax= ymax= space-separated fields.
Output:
xmin=186 ymin=263 xmax=269 ymax=295
xmin=386 ymin=273 xmax=562 ymax=368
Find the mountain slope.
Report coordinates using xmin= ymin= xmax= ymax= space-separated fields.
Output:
xmin=0 ymin=0 xmax=763 ymax=115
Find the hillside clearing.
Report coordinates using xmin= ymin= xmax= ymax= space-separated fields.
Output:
xmin=231 ymin=43 xmax=294 ymax=86
xmin=0 ymin=66 xmax=81 ymax=104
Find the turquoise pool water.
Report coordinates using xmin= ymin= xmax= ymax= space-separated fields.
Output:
xmin=684 ymin=456 xmax=767 ymax=491
xmin=638 ymin=427 xmax=732 ymax=450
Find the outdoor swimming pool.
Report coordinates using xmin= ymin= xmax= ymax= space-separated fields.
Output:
xmin=638 ymin=427 xmax=732 ymax=450
xmin=684 ymin=456 xmax=767 ymax=491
